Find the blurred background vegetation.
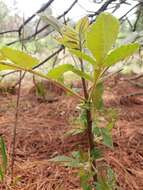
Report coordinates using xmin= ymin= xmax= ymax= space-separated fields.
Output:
xmin=0 ymin=0 xmax=143 ymax=79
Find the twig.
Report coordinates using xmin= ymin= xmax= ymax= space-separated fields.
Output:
xmin=126 ymin=17 xmax=133 ymax=29
xmin=120 ymin=3 xmax=140 ymax=21
xmin=7 ymin=0 xmax=78 ymax=46
xmin=34 ymin=18 xmax=42 ymax=40
xmin=133 ymin=6 xmax=142 ymax=31
xmin=13 ymin=72 xmax=26 ymax=88
xmin=18 ymin=0 xmax=55 ymax=35
xmin=0 ymin=30 xmax=18 ymax=35
xmin=0 ymin=70 xmax=20 ymax=79
xmin=32 ymin=46 xmax=64 ymax=69
xmin=88 ymin=0 xmax=116 ymax=17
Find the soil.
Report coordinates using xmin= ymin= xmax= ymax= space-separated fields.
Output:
xmin=0 ymin=75 xmax=142 ymax=190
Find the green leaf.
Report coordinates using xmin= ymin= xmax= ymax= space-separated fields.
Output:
xmin=70 ymin=49 xmax=97 ymax=66
xmin=93 ymin=124 xmax=113 ymax=148
xmin=106 ymin=122 xmax=114 ymax=132
xmin=56 ymin=25 xmax=80 ymax=49
xmin=0 ymin=53 xmax=16 ymax=71
xmin=82 ymin=183 xmax=92 ymax=190
xmin=91 ymin=148 xmax=102 ymax=160
xmin=35 ymin=82 xmax=46 ymax=99
xmin=0 ymin=47 xmax=39 ymax=69
xmin=71 ymin=151 xmax=81 ymax=160
xmin=80 ymin=108 xmax=88 ymax=127
xmin=101 ymin=128 xmax=113 ymax=148
xmin=104 ymin=43 xmax=140 ymax=66
xmin=96 ymin=179 xmax=111 ymax=190
xmin=0 ymin=62 xmax=16 ymax=71
xmin=72 ymin=151 xmax=88 ymax=163
xmin=0 ymin=167 xmax=4 ymax=181
xmin=49 ymin=155 xmax=81 ymax=168
xmin=0 ymin=53 xmax=6 ymax=60
xmin=92 ymin=126 xmax=101 ymax=137
xmin=107 ymin=168 xmax=117 ymax=189
xmin=40 ymin=14 xmax=63 ymax=34
xmin=96 ymin=168 xmax=117 ymax=190
xmin=76 ymin=17 xmax=90 ymax=44
xmin=62 ymin=26 xmax=78 ymax=42
xmin=56 ymin=35 xmax=79 ymax=49
xmin=92 ymin=82 xmax=104 ymax=110
xmin=47 ymin=64 xmax=93 ymax=81
xmin=76 ymin=16 xmax=89 ymax=34
xmin=50 ymin=155 xmax=73 ymax=162
xmin=86 ymin=13 xmax=119 ymax=63
xmin=0 ymin=137 xmax=7 ymax=173
xmin=79 ymin=169 xmax=92 ymax=190
xmin=67 ymin=126 xmax=85 ymax=136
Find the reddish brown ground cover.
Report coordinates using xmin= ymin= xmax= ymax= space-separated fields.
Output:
xmin=0 ymin=75 xmax=142 ymax=190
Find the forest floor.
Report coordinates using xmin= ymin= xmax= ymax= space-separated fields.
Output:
xmin=0 ymin=74 xmax=143 ymax=190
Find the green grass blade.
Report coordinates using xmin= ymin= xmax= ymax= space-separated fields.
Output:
xmin=0 ymin=137 xmax=7 ymax=173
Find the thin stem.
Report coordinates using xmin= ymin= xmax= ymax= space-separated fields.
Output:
xmin=78 ymin=42 xmax=97 ymax=181
xmin=11 ymin=14 xmax=25 ymax=184
xmin=78 ymin=33 xmax=88 ymax=99
xmin=86 ymin=108 xmax=97 ymax=182
xmin=79 ymin=58 xmax=88 ymax=99
xmin=13 ymin=72 xmax=26 ymax=88
xmin=11 ymin=71 xmax=22 ymax=183
xmin=88 ymin=69 xmax=101 ymax=101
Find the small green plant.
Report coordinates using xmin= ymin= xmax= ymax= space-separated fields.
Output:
xmin=0 ymin=136 xmax=7 ymax=182
xmin=32 ymin=76 xmax=46 ymax=101
xmin=0 ymin=13 xmax=139 ymax=189
xmin=35 ymin=81 xmax=46 ymax=99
